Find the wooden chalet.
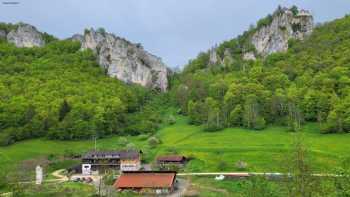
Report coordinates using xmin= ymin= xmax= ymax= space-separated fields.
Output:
xmin=81 ymin=150 xmax=142 ymax=174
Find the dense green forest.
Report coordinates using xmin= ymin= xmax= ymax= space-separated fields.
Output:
xmin=1 ymin=12 xmax=350 ymax=146
xmin=171 ymin=14 xmax=350 ymax=133
xmin=0 ymin=34 xmax=166 ymax=146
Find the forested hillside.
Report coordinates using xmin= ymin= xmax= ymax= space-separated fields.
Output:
xmin=171 ymin=14 xmax=350 ymax=133
xmin=0 ymin=36 xmax=164 ymax=146
xmin=1 ymin=9 xmax=350 ymax=147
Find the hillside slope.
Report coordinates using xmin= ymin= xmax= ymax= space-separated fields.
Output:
xmin=172 ymin=8 xmax=350 ymax=133
xmin=0 ymin=23 xmax=170 ymax=91
xmin=0 ymin=38 xmax=164 ymax=145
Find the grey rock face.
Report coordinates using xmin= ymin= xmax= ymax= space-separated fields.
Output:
xmin=243 ymin=52 xmax=256 ymax=61
xmin=0 ymin=30 xmax=6 ymax=40
xmin=251 ymin=8 xmax=313 ymax=56
xmin=7 ymin=24 xmax=45 ymax=47
xmin=209 ymin=47 xmax=219 ymax=65
xmin=81 ymin=28 xmax=169 ymax=91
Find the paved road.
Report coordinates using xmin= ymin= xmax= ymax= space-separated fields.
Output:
xmin=177 ymin=172 xmax=341 ymax=178
xmin=167 ymin=179 xmax=190 ymax=197
xmin=51 ymin=169 xmax=69 ymax=182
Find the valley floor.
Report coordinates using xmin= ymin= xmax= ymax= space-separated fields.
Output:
xmin=1 ymin=115 xmax=350 ymax=196
xmin=1 ymin=116 xmax=349 ymax=174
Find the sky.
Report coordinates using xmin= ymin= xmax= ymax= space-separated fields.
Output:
xmin=1 ymin=0 xmax=350 ymax=68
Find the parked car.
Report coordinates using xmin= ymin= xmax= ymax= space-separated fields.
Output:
xmin=72 ymin=177 xmax=81 ymax=182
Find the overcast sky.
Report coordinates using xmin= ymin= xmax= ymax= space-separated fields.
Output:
xmin=1 ymin=0 xmax=350 ymax=68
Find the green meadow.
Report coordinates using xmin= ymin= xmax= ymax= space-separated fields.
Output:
xmin=1 ymin=116 xmax=350 ymax=173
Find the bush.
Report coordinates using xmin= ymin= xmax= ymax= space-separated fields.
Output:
xmin=126 ymin=143 xmax=136 ymax=151
xmin=117 ymin=137 xmax=128 ymax=146
xmin=254 ymin=117 xmax=266 ymax=130
xmin=256 ymin=14 xmax=273 ymax=29
xmin=217 ymin=160 xmax=228 ymax=171
xmin=148 ymin=136 xmax=160 ymax=148
xmin=103 ymin=172 xmax=116 ymax=186
xmin=235 ymin=160 xmax=248 ymax=170
xmin=167 ymin=115 xmax=176 ymax=125
xmin=47 ymin=153 xmax=58 ymax=161
xmin=0 ymin=128 xmax=15 ymax=146
xmin=137 ymin=134 xmax=149 ymax=141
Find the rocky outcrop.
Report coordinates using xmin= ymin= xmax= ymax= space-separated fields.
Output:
xmin=209 ymin=47 xmax=219 ymax=65
xmin=80 ymin=28 xmax=169 ymax=91
xmin=0 ymin=22 xmax=169 ymax=91
xmin=243 ymin=52 xmax=256 ymax=61
xmin=6 ymin=24 xmax=45 ymax=47
xmin=251 ymin=7 xmax=313 ymax=56
xmin=0 ymin=30 xmax=6 ymax=40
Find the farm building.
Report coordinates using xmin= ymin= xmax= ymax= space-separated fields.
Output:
xmin=157 ymin=155 xmax=187 ymax=166
xmin=81 ymin=150 xmax=142 ymax=175
xmin=114 ymin=171 xmax=177 ymax=194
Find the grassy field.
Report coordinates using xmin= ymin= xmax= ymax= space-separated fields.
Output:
xmin=1 ymin=116 xmax=350 ymax=174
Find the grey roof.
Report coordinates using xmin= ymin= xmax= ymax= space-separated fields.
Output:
xmin=82 ymin=150 xmax=141 ymax=160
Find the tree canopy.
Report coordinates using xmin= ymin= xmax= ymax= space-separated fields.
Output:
xmin=0 ymin=38 xmax=163 ymax=145
xmin=172 ymin=14 xmax=350 ymax=133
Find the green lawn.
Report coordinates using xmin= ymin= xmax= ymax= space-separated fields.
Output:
xmin=1 ymin=116 xmax=350 ymax=173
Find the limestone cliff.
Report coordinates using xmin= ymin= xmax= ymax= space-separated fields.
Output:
xmin=6 ymin=23 xmax=45 ymax=48
xmin=79 ymin=28 xmax=169 ymax=91
xmin=0 ymin=22 xmax=169 ymax=91
xmin=250 ymin=7 xmax=314 ymax=57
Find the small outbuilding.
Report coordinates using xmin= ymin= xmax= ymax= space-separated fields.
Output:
xmin=157 ymin=155 xmax=187 ymax=166
xmin=114 ymin=171 xmax=177 ymax=195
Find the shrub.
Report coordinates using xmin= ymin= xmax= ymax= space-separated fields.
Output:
xmin=235 ymin=160 xmax=248 ymax=170
xmin=126 ymin=143 xmax=136 ymax=151
xmin=256 ymin=14 xmax=273 ymax=29
xmin=167 ymin=115 xmax=176 ymax=125
xmin=117 ymin=137 xmax=128 ymax=146
xmin=137 ymin=134 xmax=149 ymax=141
xmin=217 ymin=160 xmax=228 ymax=171
xmin=47 ymin=153 xmax=58 ymax=161
xmin=290 ymin=5 xmax=299 ymax=16
xmin=254 ymin=117 xmax=266 ymax=130
xmin=148 ymin=136 xmax=160 ymax=148
xmin=0 ymin=128 xmax=15 ymax=146
xmin=96 ymin=27 xmax=106 ymax=35
xmin=103 ymin=172 xmax=116 ymax=186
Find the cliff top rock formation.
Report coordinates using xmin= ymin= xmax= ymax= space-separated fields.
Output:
xmin=79 ymin=28 xmax=169 ymax=91
xmin=0 ymin=22 xmax=170 ymax=91
xmin=250 ymin=6 xmax=314 ymax=57
xmin=6 ymin=23 xmax=45 ymax=48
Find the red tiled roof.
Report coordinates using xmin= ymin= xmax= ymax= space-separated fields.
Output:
xmin=114 ymin=172 xmax=176 ymax=189
xmin=157 ymin=155 xmax=186 ymax=162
